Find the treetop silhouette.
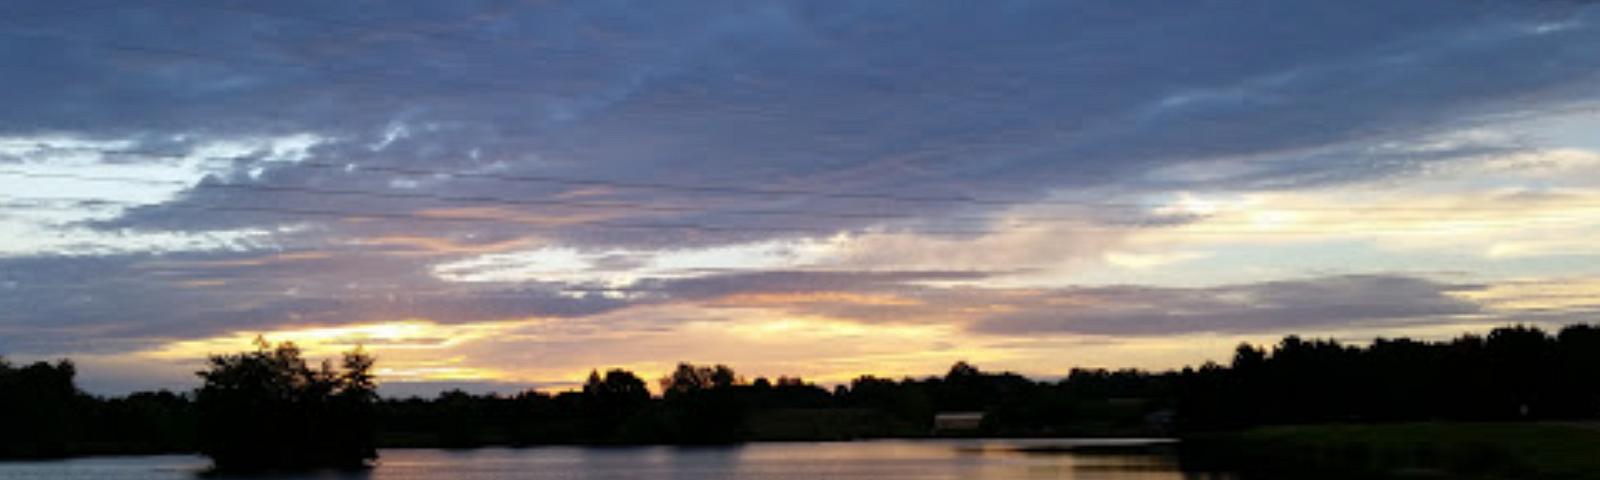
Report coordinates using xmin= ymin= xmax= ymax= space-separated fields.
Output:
xmin=195 ymin=338 xmax=378 ymax=471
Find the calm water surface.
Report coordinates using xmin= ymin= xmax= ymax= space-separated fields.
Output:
xmin=0 ymin=439 xmax=1223 ymax=480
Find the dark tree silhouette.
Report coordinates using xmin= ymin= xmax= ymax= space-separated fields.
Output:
xmin=195 ymin=338 xmax=377 ymax=471
xmin=0 ymin=357 xmax=80 ymax=457
xmin=654 ymin=363 xmax=746 ymax=443
xmin=1178 ymin=324 xmax=1600 ymax=430
xmin=81 ymin=389 xmax=197 ymax=454
xmin=1558 ymin=324 xmax=1600 ymax=416
xmin=660 ymin=362 xmax=741 ymax=395
xmin=586 ymin=369 xmax=651 ymax=403
xmin=841 ymin=375 xmax=935 ymax=429
xmin=8 ymin=322 xmax=1600 ymax=456
xmin=580 ymin=369 xmax=650 ymax=440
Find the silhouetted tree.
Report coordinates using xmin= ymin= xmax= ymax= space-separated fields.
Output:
xmin=194 ymin=338 xmax=377 ymax=471
xmin=660 ymin=362 xmax=741 ymax=395
xmin=655 ymin=363 xmax=746 ymax=443
xmin=433 ymin=389 xmax=486 ymax=447
xmin=0 ymin=357 xmax=80 ymax=457
xmin=1485 ymin=325 xmax=1558 ymax=418
xmin=10 ymin=321 xmax=1600 ymax=455
xmin=947 ymin=361 xmax=981 ymax=380
xmin=1178 ymin=323 xmax=1600 ymax=431
xmin=841 ymin=375 xmax=935 ymax=429
xmin=79 ymin=390 xmax=198 ymax=454
xmin=1558 ymin=324 xmax=1600 ymax=416
xmin=580 ymin=368 xmax=651 ymax=440
xmin=930 ymin=361 xmax=1033 ymax=413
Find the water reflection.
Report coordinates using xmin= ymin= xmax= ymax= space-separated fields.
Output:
xmin=0 ymin=440 xmax=1224 ymax=480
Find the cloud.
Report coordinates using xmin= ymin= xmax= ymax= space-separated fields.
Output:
xmin=5 ymin=1 xmax=1600 ymax=393
xmin=0 ymin=1 xmax=1588 ymax=248
xmin=638 ymin=270 xmax=1493 ymax=338
xmin=0 ymin=251 xmax=637 ymax=355
xmin=969 ymin=275 xmax=1484 ymax=336
xmin=656 ymin=270 xmax=991 ymax=301
xmin=1455 ymin=275 xmax=1600 ymax=318
xmin=1113 ymin=147 xmax=1600 ymax=264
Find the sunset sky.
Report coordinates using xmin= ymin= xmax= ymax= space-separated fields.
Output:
xmin=3 ymin=0 xmax=1600 ymax=396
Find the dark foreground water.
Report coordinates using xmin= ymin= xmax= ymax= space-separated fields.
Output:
xmin=0 ymin=441 xmax=1209 ymax=476
xmin=0 ymin=439 xmax=1225 ymax=480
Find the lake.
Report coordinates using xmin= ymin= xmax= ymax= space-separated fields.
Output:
xmin=0 ymin=439 xmax=1222 ymax=479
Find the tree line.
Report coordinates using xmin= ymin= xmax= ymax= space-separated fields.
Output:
xmin=0 ymin=338 xmax=378 ymax=470
xmin=1 ymin=323 xmax=1597 ymax=471
xmin=376 ymin=360 xmax=1177 ymax=448
xmin=1177 ymin=324 xmax=1600 ymax=430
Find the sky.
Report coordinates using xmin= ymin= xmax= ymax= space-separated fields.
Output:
xmin=3 ymin=0 xmax=1600 ymax=396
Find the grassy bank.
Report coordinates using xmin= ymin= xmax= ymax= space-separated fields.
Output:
xmin=1182 ymin=423 xmax=1600 ymax=479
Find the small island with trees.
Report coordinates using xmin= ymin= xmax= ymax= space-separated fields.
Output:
xmin=2 ymin=323 xmax=1599 ymax=477
xmin=194 ymin=338 xmax=377 ymax=471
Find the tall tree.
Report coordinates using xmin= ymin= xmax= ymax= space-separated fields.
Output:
xmin=195 ymin=338 xmax=377 ymax=471
xmin=581 ymin=369 xmax=650 ymax=440
xmin=660 ymin=362 xmax=741 ymax=395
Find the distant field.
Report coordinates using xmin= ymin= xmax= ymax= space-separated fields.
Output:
xmin=1184 ymin=423 xmax=1600 ymax=479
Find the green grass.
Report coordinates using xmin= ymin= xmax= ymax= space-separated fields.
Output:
xmin=1187 ymin=423 xmax=1600 ymax=479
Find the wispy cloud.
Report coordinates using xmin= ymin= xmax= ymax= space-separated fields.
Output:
xmin=3 ymin=1 xmax=1600 ymax=393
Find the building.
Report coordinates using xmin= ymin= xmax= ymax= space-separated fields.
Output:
xmin=933 ymin=412 xmax=985 ymax=432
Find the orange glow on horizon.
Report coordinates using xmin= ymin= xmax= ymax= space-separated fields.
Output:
xmin=138 ymin=319 xmax=540 ymax=383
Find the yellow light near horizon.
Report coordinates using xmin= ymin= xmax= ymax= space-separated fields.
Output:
xmin=1175 ymin=196 xmax=1221 ymax=216
xmin=1452 ymin=277 xmax=1600 ymax=312
xmin=1249 ymin=210 xmax=1299 ymax=228
xmin=137 ymin=319 xmax=538 ymax=383
xmin=376 ymin=366 xmax=507 ymax=382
